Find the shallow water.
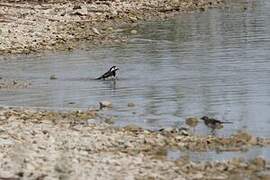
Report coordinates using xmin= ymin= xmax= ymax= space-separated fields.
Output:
xmin=1 ymin=0 xmax=270 ymax=138
xmin=167 ymin=146 xmax=270 ymax=161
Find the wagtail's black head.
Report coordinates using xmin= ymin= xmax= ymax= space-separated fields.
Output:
xmin=110 ymin=66 xmax=119 ymax=72
xmin=201 ymin=116 xmax=209 ymax=121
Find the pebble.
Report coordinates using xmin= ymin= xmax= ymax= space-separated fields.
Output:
xmin=130 ymin=29 xmax=137 ymax=34
xmin=107 ymin=27 xmax=114 ymax=31
xmin=92 ymin=27 xmax=101 ymax=35
xmin=129 ymin=16 xmax=138 ymax=22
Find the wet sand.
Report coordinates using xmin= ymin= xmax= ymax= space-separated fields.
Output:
xmin=0 ymin=107 xmax=269 ymax=179
xmin=0 ymin=0 xmax=224 ymax=54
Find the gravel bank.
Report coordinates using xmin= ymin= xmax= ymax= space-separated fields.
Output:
xmin=0 ymin=107 xmax=269 ymax=179
xmin=0 ymin=0 xmax=224 ymax=54
xmin=0 ymin=79 xmax=31 ymax=89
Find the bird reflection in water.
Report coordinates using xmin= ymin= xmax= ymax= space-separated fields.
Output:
xmin=102 ymin=79 xmax=117 ymax=90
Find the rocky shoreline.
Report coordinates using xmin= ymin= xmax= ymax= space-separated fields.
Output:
xmin=0 ymin=0 xmax=224 ymax=55
xmin=0 ymin=107 xmax=269 ymax=179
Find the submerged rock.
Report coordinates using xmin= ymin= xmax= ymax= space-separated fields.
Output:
xmin=104 ymin=117 xmax=115 ymax=124
xmin=99 ymin=101 xmax=112 ymax=109
xmin=127 ymin=102 xmax=135 ymax=107
xmin=50 ymin=75 xmax=57 ymax=80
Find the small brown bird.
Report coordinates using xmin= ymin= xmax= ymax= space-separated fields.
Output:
xmin=201 ymin=116 xmax=233 ymax=131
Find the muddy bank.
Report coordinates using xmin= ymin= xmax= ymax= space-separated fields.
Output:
xmin=0 ymin=107 xmax=269 ymax=179
xmin=0 ymin=0 xmax=224 ymax=55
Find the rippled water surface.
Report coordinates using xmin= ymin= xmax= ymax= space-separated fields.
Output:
xmin=1 ymin=0 xmax=270 ymax=137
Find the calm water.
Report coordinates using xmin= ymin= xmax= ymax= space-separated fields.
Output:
xmin=1 ymin=0 xmax=270 ymax=138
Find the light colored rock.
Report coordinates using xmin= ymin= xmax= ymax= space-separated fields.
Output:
xmin=130 ymin=29 xmax=137 ymax=34
xmin=8 ymin=115 xmax=17 ymax=121
xmin=110 ymin=9 xmax=118 ymax=17
xmin=129 ymin=16 xmax=137 ymax=22
xmin=87 ymin=118 xmax=102 ymax=125
xmin=107 ymin=27 xmax=114 ymax=31
xmin=92 ymin=27 xmax=101 ymax=35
